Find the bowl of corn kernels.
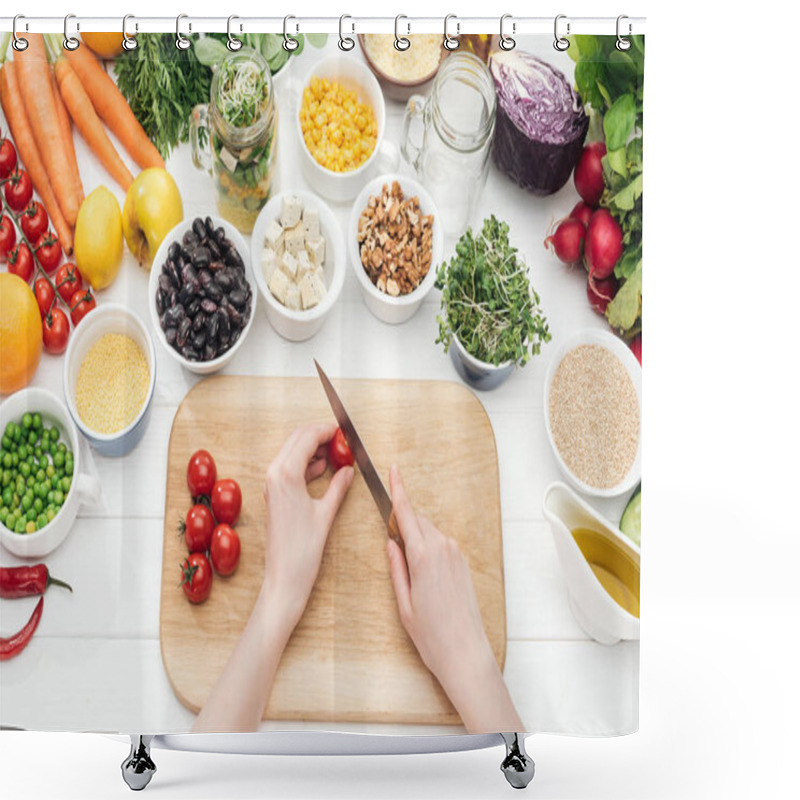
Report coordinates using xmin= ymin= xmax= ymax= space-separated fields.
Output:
xmin=296 ymin=55 xmax=396 ymax=202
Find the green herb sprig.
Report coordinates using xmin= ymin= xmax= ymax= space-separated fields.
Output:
xmin=435 ymin=217 xmax=551 ymax=368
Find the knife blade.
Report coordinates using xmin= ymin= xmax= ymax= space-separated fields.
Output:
xmin=314 ymin=361 xmax=402 ymax=547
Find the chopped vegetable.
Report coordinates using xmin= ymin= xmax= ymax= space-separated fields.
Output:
xmin=329 ymin=428 xmax=354 ymax=472
xmin=489 ymin=50 xmax=588 ymax=196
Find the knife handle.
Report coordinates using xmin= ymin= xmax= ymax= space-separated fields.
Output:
xmin=388 ymin=511 xmax=405 ymax=555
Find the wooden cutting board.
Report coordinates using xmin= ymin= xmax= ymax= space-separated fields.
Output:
xmin=160 ymin=376 xmax=505 ymax=726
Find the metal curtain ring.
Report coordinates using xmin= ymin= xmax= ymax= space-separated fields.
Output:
xmin=338 ymin=14 xmax=355 ymax=51
xmin=63 ymin=13 xmax=80 ymax=50
xmin=283 ymin=15 xmax=299 ymax=51
xmin=394 ymin=15 xmax=410 ymax=51
xmin=12 ymin=14 xmax=28 ymax=51
xmin=176 ymin=14 xmax=191 ymax=50
xmin=122 ymin=14 xmax=138 ymax=51
xmin=227 ymin=15 xmax=242 ymax=51
xmin=443 ymin=14 xmax=460 ymax=51
xmin=499 ymin=14 xmax=516 ymax=51
xmin=553 ymin=14 xmax=570 ymax=51
xmin=616 ymin=15 xmax=632 ymax=51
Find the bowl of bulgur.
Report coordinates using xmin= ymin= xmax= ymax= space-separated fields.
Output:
xmin=63 ymin=304 xmax=156 ymax=458
xmin=544 ymin=329 xmax=641 ymax=498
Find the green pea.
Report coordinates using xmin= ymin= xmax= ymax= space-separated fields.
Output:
xmin=47 ymin=491 xmax=54 ymax=504
xmin=22 ymin=413 xmax=32 ymax=430
xmin=46 ymin=508 xmax=56 ymax=522
xmin=11 ymin=453 xmax=18 ymax=467
xmin=65 ymin=460 xmax=74 ymax=477
xmin=53 ymin=451 xmax=65 ymax=468
xmin=25 ymin=520 xmax=35 ymax=533
xmin=32 ymin=413 xmax=42 ymax=430
xmin=61 ymin=476 xmax=72 ymax=493
xmin=34 ymin=447 xmax=42 ymax=459
xmin=15 ymin=518 xmax=26 ymax=534
xmin=2 ymin=471 xmax=9 ymax=487
xmin=4 ymin=423 xmax=14 ymax=439
xmin=6 ymin=512 xmax=17 ymax=528
xmin=46 ymin=465 xmax=55 ymax=479
xmin=2 ymin=453 xmax=11 ymax=469
xmin=53 ymin=490 xmax=64 ymax=505
xmin=2 ymin=488 xmax=12 ymax=506
xmin=36 ymin=469 xmax=45 ymax=482
xmin=0 ymin=508 xmax=7 ymax=524
xmin=49 ymin=426 xmax=59 ymax=442
xmin=12 ymin=426 xmax=21 ymax=443
xmin=20 ymin=462 xmax=30 ymax=478
xmin=57 ymin=442 xmax=67 ymax=454
xmin=36 ymin=513 xmax=48 ymax=529
xmin=26 ymin=475 xmax=34 ymax=487
xmin=2 ymin=435 xmax=11 ymax=449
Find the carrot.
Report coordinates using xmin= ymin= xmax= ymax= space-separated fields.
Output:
xmin=50 ymin=66 xmax=84 ymax=208
xmin=54 ymin=58 xmax=133 ymax=192
xmin=13 ymin=34 xmax=80 ymax=227
xmin=0 ymin=62 xmax=74 ymax=255
xmin=64 ymin=47 xmax=165 ymax=171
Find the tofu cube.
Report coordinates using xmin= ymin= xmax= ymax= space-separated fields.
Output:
xmin=303 ymin=207 xmax=320 ymax=239
xmin=313 ymin=266 xmax=326 ymax=285
xmin=306 ymin=235 xmax=325 ymax=267
xmin=296 ymin=250 xmax=313 ymax=278
xmin=284 ymin=222 xmax=305 ymax=257
xmin=268 ymin=267 xmax=292 ymax=306
xmin=261 ymin=248 xmax=278 ymax=281
xmin=264 ymin=219 xmax=284 ymax=254
xmin=280 ymin=195 xmax=303 ymax=229
xmin=284 ymin=285 xmax=302 ymax=311
xmin=279 ymin=250 xmax=299 ymax=280
xmin=299 ymin=272 xmax=327 ymax=310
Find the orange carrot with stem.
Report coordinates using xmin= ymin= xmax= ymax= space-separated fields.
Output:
xmin=54 ymin=58 xmax=134 ymax=191
xmin=50 ymin=66 xmax=84 ymax=208
xmin=13 ymin=34 xmax=81 ymax=227
xmin=63 ymin=46 xmax=165 ymax=170
xmin=0 ymin=62 xmax=74 ymax=255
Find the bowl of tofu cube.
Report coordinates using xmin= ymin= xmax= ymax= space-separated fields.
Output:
xmin=251 ymin=191 xmax=346 ymax=342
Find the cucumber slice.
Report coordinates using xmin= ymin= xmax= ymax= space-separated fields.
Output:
xmin=620 ymin=485 xmax=641 ymax=546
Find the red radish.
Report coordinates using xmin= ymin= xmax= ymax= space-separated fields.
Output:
xmin=574 ymin=142 xmax=607 ymax=207
xmin=545 ymin=218 xmax=585 ymax=264
xmin=570 ymin=201 xmax=594 ymax=228
xmin=585 ymin=209 xmax=623 ymax=280
xmin=586 ymin=273 xmax=619 ymax=314
xmin=630 ymin=333 xmax=642 ymax=365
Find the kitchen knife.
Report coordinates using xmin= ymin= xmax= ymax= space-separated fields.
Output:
xmin=314 ymin=361 xmax=402 ymax=549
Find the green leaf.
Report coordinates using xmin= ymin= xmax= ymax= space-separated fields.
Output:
xmin=306 ymin=33 xmax=328 ymax=48
xmin=606 ymin=147 xmax=628 ymax=177
xmin=604 ymin=93 xmax=636 ymax=150
xmin=606 ymin=261 xmax=642 ymax=333
xmin=609 ymin=173 xmax=643 ymax=212
xmin=268 ymin=47 xmax=289 ymax=74
xmin=193 ymin=36 xmax=229 ymax=67
xmin=615 ymin=244 xmax=642 ymax=280
xmin=260 ymin=34 xmax=281 ymax=62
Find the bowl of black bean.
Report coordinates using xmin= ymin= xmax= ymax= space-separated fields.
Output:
xmin=149 ymin=215 xmax=256 ymax=375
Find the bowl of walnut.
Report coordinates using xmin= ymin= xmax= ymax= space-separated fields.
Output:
xmin=348 ymin=174 xmax=443 ymax=325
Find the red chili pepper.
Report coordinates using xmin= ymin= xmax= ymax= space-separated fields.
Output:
xmin=0 ymin=565 xmax=73 ymax=599
xmin=0 ymin=596 xmax=43 ymax=661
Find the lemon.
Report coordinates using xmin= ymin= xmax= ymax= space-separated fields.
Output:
xmin=74 ymin=186 xmax=124 ymax=290
xmin=0 ymin=274 xmax=43 ymax=395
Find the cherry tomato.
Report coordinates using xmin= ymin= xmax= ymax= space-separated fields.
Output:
xmin=8 ymin=242 xmax=34 ymax=283
xmin=42 ymin=307 xmax=70 ymax=354
xmin=211 ymin=479 xmax=242 ymax=526
xmin=180 ymin=552 xmax=213 ymax=604
xmin=34 ymin=277 xmax=56 ymax=319
xmin=4 ymin=169 xmax=33 ymax=212
xmin=55 ymin=262 xmax=82 ymax=303
xmin=210 ymin=523 xmax=241 ymax=577
xmin=20 ymin=201 xmax=48 ymax=243
xmin=69 ymin=289 xmax=96 ymax=326
xmin=0 ymin=137 xmax=17 ymax=179
xmin=181 ymin=503 xmax=215 ymax=554
xmin=328 ymin=428 xmax=354 ymax=471
xmin=187 ymin=450 xmax=217 ymax=498
xmin=34 ymin=232 xmax=62 ymax=274
xmin=0 ymin=215 xmax=16 ymax=263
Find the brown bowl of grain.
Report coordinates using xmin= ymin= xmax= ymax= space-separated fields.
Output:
xmin=358 ymin=34 xmax=448 ymax=101
xmin=544 ymin=328 xmax=642 ymax=498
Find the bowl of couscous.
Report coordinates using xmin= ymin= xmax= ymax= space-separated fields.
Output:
xmin=63 ymin=304 xmax=156 ymax=458
xmin=296 ymin=55 xmax=393 ymax=202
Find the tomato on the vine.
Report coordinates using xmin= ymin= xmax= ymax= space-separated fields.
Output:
xmin=181 ymin=503 xmax=215 ymax=554
xmin=328 ymin=428 xmax=354 ymax=471
xmin=35 ymin=232 xmax=62 ymax=274
xmin=8 ymin=242 xmax=34 ymax=283
xmin=180 ymin=552 xmax=213 ymax=604
xmin=69 ymin=289 xmax=96 ymax=326
xmin=186 ymin=450 xmax=217 ymax=498
xmin=34 ymin=277 xmax=56 ymax=319
xmin=211 ymin=479 xmax=242 ymax=526
xmin=55 ymin=262 xmax=82 ymax=303
xmin=20 ymin=201 xmax=48 ymax=243
xmin=42 ymin=307 xmax=70 ymax=354
xmin=210 ymin=523 xmax=241 ymax=577
xmin=0 ymin=215 xmax=16 ymax=263
xmin=0 ymin=137 xmax=17 ymax=179
xmin=4 ymin=169 xmax=32 ymax=212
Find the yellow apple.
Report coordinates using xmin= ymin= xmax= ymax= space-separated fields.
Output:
xmin=123 ymin=169 xmax=183 ymax=269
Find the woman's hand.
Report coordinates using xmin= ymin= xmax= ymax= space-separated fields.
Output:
xmin=386 ymin=465 xmax=523 ymax=734
xmin=262 ymin=422 xmax=354 ymax=631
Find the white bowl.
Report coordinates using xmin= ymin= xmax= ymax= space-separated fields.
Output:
xmin=149 ymin=216 xmax=256 ymax=375
xmin=296 ymin=55 xmax=398 ymax=202
xmin=544 ymin=328 xmax=642 ymax=498
xmin=0 ymin=388 xmax=101 ymax=558
xmin=348 ymin=174 xmax=443 ymax=325
xmin=251 ymin=191 xmax=345 ymax=342
xmin=63 ymin=304 xmax=156 ymax=457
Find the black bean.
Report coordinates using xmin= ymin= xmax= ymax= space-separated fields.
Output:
xmin=177 ymin=317 xmax=192 ymax=348
xmin=182 ymin=346 xmax=200 ymax=361
xmin=156 ymin=291 xmax=165 ymax=316
xmin=181 ymin=263 xmax=198 ymax=286
xmin=229 ymin=289 xmax=245 ymax=310
xmin=198 ymin=269 xmax=213 ymax=289
xmin=231 ymin=328 xmax=241 ymax=345
xmin=215 ymin=271 xmax=233 ymax=292
xmin=165 ymin=327 xmax=177 ymax=346
xmin=192 ymin=246 xmax=211 ymax=270
xmin=214 ymin=226 xmax=226 ymax=244
xmin=192 ymin=218 xmax=206 ymax=240
xmin=164 ymin=305 xmax=185 ymax=327
xmin=203 ymin=343 xmax=217 ymax=361
xmin=208 ymin=239 xmax=221 ymax=260
xmin=186 ymin=299 xmax=201 ymax=318
xmin=227 ymin=304 xmax=243 ymax=328
xmin=168 ymin=289 xmax=179 ymax=308
xmin=191 ymin=330 xmax=207 ymax=350
xmin=200 ymin=298 xmax=218 ymax=315
xmin=218 ymin=308 xmax=231 ymax=342
xmin=166 ymin=259 xmax=182 ymax=289
xmin=205 ymin=281 xmax=223 ymax=303
xmin=158 ymin=273 xmax=172 ymax=294
xmin=168 ymin=242 xmax=181 ymax=262
xmin=192 ymin=311 xmax=207 ymax=332
xmin=207 ymin=313 xmax=219 ymax=342
xmin=205 ymin=217 xmax=215 ymax=237
xmin=182 ymin=230 xmax=198 ymax=249
xmin=225 ymin=248 xmax=244 ymax=270
xmin=178 ymin=285 xmax=193 ymax=307
xmin=208 ymin=259 xmax=225 ymax=272
xmin=219 ymin=237 xmax=234 ymax=254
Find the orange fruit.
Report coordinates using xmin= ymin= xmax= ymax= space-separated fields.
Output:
xmin=80 ymin=32 xmax=123 ymax=59
xmin=0 ymin=273 xmax=43 ymax=395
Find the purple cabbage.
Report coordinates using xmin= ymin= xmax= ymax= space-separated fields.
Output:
xmin=490 ymin=50 xmax=588 ymax=196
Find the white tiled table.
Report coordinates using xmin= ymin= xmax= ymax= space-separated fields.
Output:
xmin=0 ymin=37 xmax=638 ymax=736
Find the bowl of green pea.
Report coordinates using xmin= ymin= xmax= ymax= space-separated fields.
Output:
xmin=0 ymin=387 xmax=100 ymax=558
